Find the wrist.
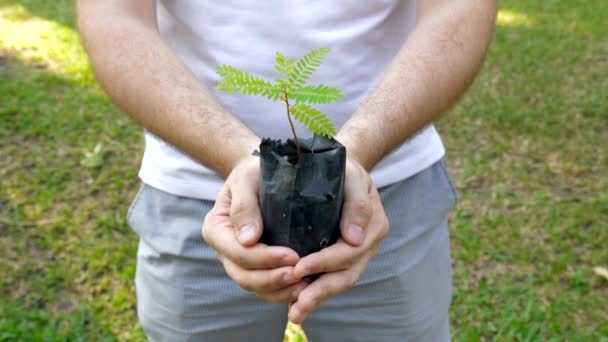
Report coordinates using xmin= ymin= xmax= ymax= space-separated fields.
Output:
xmin=336 ymin=125 xmax=386 ymax=172
xmin=223 ymin=135 xmax=261 ymax=178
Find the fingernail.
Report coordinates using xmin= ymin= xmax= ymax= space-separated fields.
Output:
xmin=348 ymin=224 xmax=364 ymax=244
xmin=237 ymin=224 xmax=256 ymax=243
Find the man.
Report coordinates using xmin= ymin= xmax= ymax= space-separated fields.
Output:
xmin=78 ymin=0 xmax=496 ymax=341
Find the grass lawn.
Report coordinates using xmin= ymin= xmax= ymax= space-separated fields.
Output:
xmin=1 ymin=1 xmax=606 ymax=341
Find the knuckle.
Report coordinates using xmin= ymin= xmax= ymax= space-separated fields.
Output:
xmin=381 ymin=227 xmax=389 ymax=240
xmin=201 ymin=216 xmax=213 ymax=243
xmin=344 ymin=272 xmax=358 ymax=289
xmin=257 ymin=274 xmax=274 ymax=290
xmin=351 ymin=198 xmax=371 ymax=215
xmin=347 ymin=278 xmax=357 ymax=289
xmin=274 ymin=269 xmax=289 ymax=286
xmin=230 ymin=200 xmax=249 ymax=219
xmin=367 ymin=180 xmax=374 ymax=194
xmin=252 ymin=270 xmax=279 ymax=291
xmin=381 ymin=218 xmax=390 ymax=238
xmin=201 ymin=228 xmax=209 ymax=244
xmin=341 ymin=257 xmax=355 ymax=271
xmin=379 ymin=225 xmax=389 ymax=240
xmin=318 ymin=263 xmax=330 ymax=274
xmin=226 ymin=270 xmax=251 ymax=292
xmin=234 ymin=273 xmax=256 ymax=292
xmin=231 ymin=252 xmax=250 ymax=268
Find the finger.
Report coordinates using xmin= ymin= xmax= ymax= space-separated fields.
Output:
xmin=221 ymin=258 xmax=301 ymax=293
xmin=215 ymin=230 xmax=299 ymax=269
xmin=213 ymin=182 xmax=233 ymax=216
xmin=288 ymin=256 xmax=370 ymax=324
xmin=340 ymin=160 xmax=373 ymax=246
xmin=256 ymin=281 xmax=308 ymax=303
xmin=204 ymin=208 xmax=299 ymax=269
xmin=202 ymin=184 xmax=236 ymax=245
xmin=292 ymin=240 xmax=362 ymax=279
xmin=228 ymin=161 xmax=263 ymax=247
xmin=367 ymin=186 xmax=390 ymax=242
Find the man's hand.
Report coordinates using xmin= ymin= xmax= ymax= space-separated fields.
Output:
xmin=288 ymin=159 xmax=390 ymax=323
xmin=203 ymin=156 xmax=308 ymax=303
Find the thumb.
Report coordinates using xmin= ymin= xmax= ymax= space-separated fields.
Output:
xmin=229 ymin=172 xmax=263 ymax=247
xmin=340 ymin=162 xmax=373 ymax=246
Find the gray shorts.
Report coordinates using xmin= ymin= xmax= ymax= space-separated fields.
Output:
xmin=127 ymin=159 xmax=457 ymax=342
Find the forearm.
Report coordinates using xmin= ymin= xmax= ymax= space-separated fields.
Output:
xmin=337 ymin=0 xmax=497 ymax=171
xmin=77 ymin=1 xmax=259 ymax=178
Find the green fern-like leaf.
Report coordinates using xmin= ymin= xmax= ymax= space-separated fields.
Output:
xmin=287 ymin=47 xmax=331 ymax=88
xmin=216 ymin=65 xmax=282 ymax=100
xmin=216 ymin=48 xmax=341 ymax=139
xmin=289 ymin=84 xmax=343 ymax=104
xmin=290 ymin=103 xmax=336 ymax=138
xmin=274 ymin=52 xmax=296 ymax=78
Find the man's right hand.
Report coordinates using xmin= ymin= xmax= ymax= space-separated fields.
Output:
xmin=202 ymin=156 xmax=308 ymax=303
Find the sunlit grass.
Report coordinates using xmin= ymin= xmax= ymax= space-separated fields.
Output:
xmin=0 ymin=2 xmax=91 ymax=83
xmin=496 ymin=9 xmax=534 ymax=28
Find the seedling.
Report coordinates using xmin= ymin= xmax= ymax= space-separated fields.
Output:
xmin=216 ymin=47 xmax=346 ymax=259
xmin=216 ymin=47 xmax=343 ymax=159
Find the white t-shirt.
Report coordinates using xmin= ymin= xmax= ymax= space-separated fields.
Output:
xmin=139 ymin=0 xmax=445 ymax=200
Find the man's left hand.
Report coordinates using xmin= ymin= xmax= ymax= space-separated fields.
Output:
xmin=288 ymin=159 xmax=390 ymax=323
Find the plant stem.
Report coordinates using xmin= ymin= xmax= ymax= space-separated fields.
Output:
xmin=283 ymin=89 xmax=302 ymax=159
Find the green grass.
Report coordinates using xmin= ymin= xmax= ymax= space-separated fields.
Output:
xmin=0 ymin=1 xmax=606 ymax=341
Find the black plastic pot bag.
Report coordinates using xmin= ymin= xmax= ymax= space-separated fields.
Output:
xmin=257 ymin=135 xmax=346 ymax=257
